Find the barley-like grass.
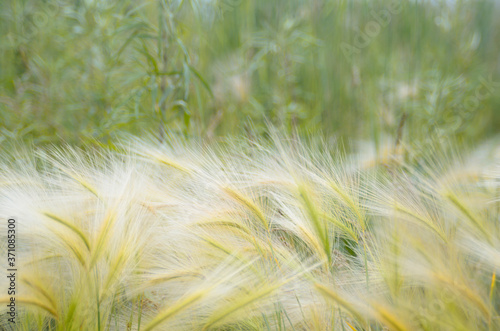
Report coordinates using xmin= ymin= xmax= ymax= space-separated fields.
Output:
xmin=0 ymin=137 xmax=498 ymax=330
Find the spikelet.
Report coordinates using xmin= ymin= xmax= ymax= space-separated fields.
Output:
xmin=0 ymin=136 xmax=498 ymax=330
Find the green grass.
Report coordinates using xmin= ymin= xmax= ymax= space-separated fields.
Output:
xmin=1 ymin=0 xmax=500 ymax=330
xmin=0 ymin=0 xmax=499 ymax=148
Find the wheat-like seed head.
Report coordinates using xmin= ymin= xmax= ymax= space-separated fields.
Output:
xmin=0 ymin=136 xmax=498 ymax=330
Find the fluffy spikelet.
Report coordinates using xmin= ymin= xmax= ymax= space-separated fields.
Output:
xmin=0 ymin=296 xmax=58 ymax=318
xmin=42 ymin=212 xmax=91 ymax=251
xmin=143 ymin=288 xmax=209 ymax=331
xmin=0 ymin=136 xmax=498 ymax=330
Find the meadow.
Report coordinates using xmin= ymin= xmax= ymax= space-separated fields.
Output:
xmin=0 ymin=0 xmax=499 ymax=330
xmin=1 ymin=0 xmax=499 ymax=147
xmin=0 ymin=135 xmax=499 ymax=330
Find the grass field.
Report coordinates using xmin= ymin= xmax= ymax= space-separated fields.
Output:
xmin=0 ymin=0 xmax=499 ymax=330
xmin=1 ymin=0 xmax=499 ymax=147
xmin=0 ymin=136 xmax=499 ymax=330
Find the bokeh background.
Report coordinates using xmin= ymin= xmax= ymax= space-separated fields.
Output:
xmin=1 ymin=0 xmax=499 ymax=148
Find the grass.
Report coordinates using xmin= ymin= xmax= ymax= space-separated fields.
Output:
xmin=1 ymin=0 xmax=500 ymax=330
xmin=0 ymin=0 xmax=499 ymax=148
xmin=0 ymin=135 xmax=498 ymax=330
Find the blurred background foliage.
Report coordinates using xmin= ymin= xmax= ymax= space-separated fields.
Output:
xmin=0 ymin=0 xmax=499 ymax=148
